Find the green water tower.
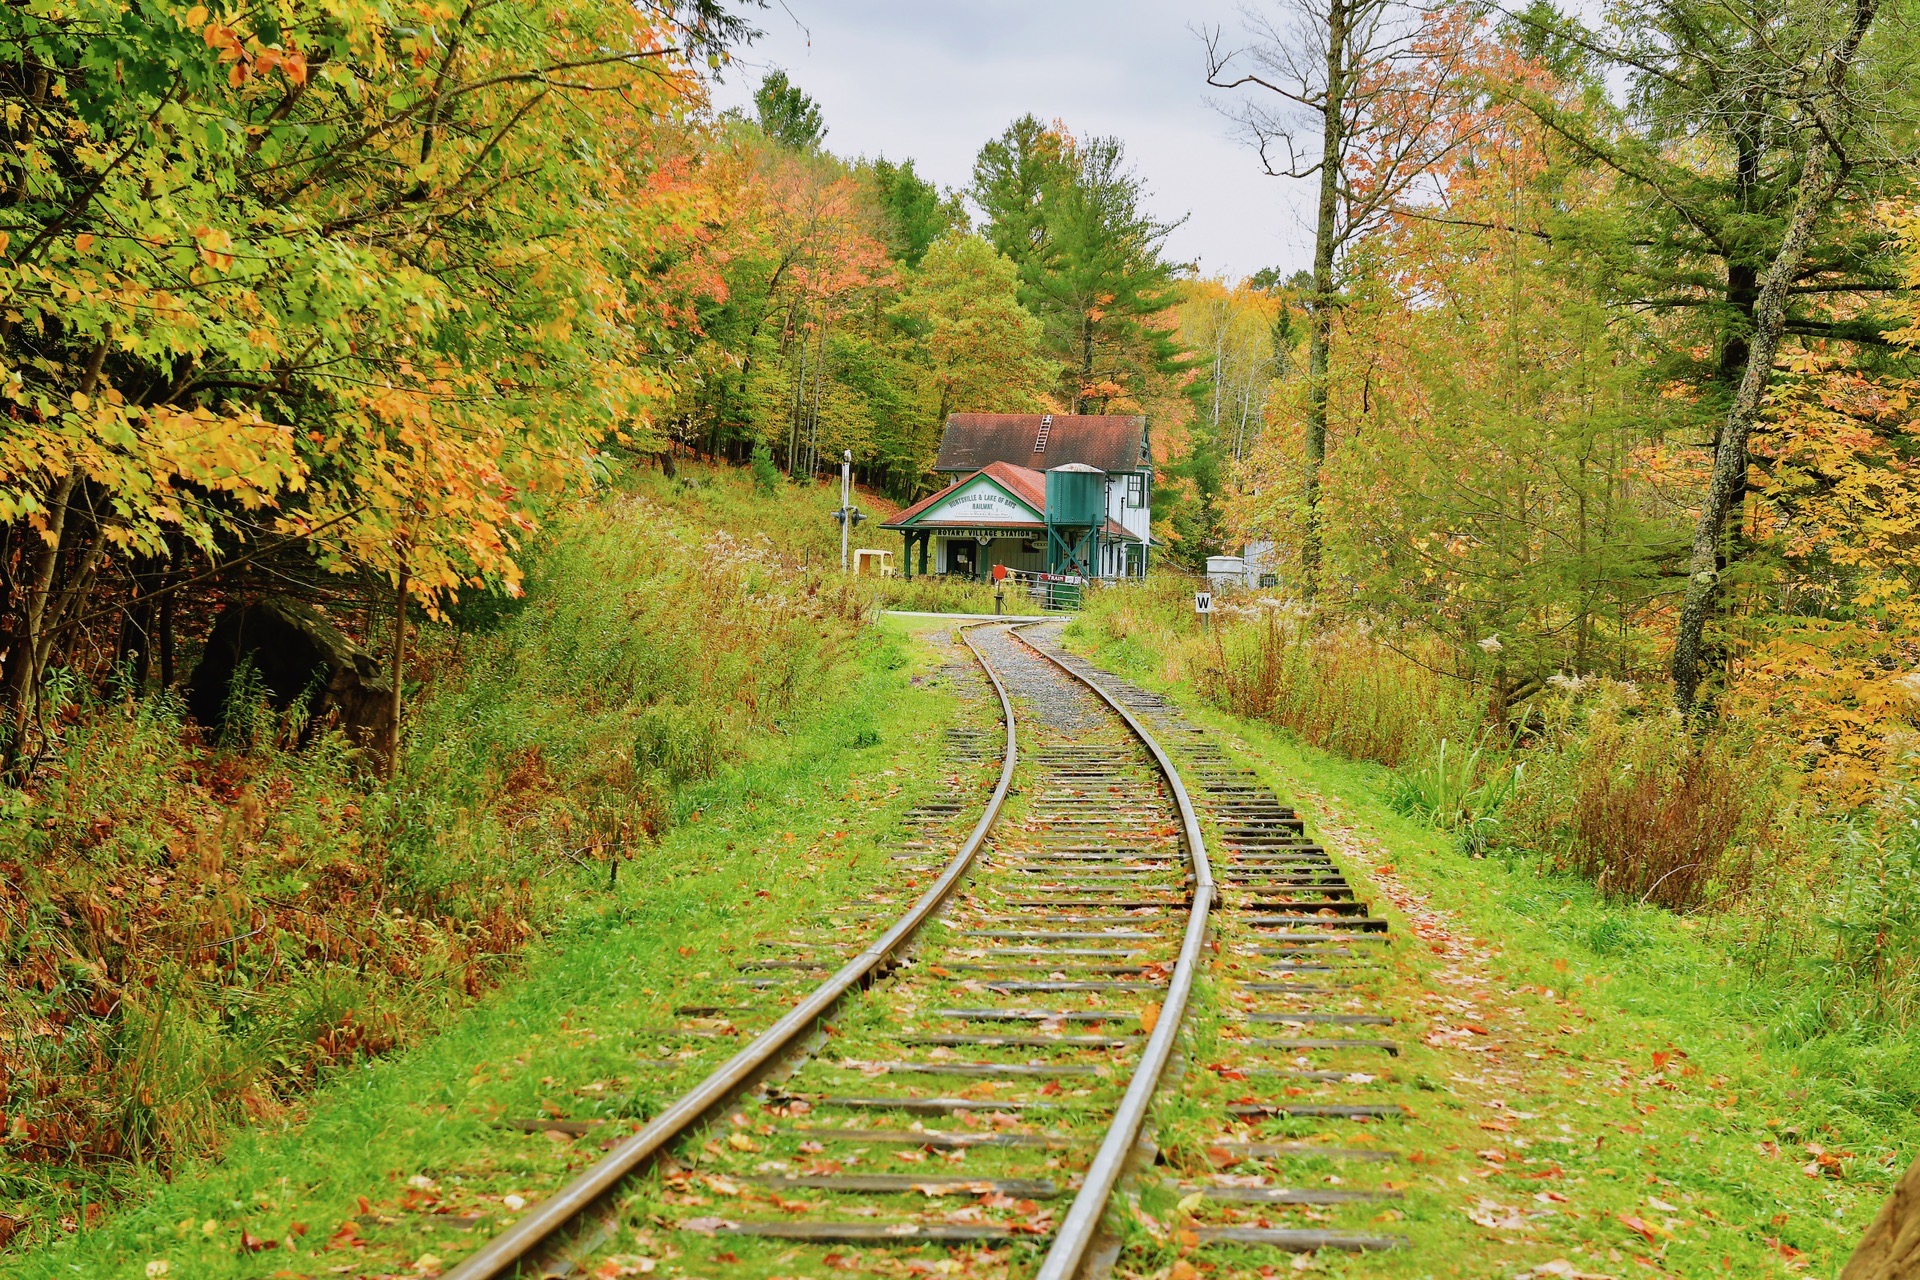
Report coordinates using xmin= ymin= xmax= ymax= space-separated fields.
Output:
xmin=1045 ymin=463 xmax=1104 ymax=577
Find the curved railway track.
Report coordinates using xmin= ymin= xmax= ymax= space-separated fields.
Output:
xmin=441 ymin=619 xmax=1400 ymax=1280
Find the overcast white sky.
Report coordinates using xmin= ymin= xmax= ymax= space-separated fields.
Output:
xmin=709 ymin=0 xmax=1318 ymax=281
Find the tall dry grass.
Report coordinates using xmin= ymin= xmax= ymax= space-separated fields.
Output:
xmin=1201 ymin=608 xmax=1481 ymax=767
xmin=1077 ymin=581 xmax=1776 ymax=914
xmin=1079 ymin=577 xmax=1479 ymax=767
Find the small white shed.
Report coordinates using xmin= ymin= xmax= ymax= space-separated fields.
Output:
xmin=1206 ymin=555 xmax=1250 ymax=589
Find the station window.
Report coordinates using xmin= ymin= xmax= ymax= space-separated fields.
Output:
xmin=1126 ymin=472 xmax=1146 ymax=508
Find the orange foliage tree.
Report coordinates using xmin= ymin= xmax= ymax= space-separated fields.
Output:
xmin=1728 ymin=207 xmax=1920 ymax=801
xmin=0 ymin=0 xmax=742 ymax=769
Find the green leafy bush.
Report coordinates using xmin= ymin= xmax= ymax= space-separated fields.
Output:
xmin=1389 ymin=734 xmax=1520 ymax=855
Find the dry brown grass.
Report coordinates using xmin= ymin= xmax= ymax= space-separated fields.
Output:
xmin=1567 ymin=745 xmax=1750 ymax=912
xmin=1200 ymin=609 xmax=1481 ymax=768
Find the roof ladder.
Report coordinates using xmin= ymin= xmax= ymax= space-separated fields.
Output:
xmin=1033 ymin=413 xmax=1053 ymax=456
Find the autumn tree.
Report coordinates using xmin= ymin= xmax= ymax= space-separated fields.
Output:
xmin=1181 ymin=278 xmax=1296 ymax=466
xmin=1319 ymin=144 xmax=1676 ymax=707
xmin=1203 ymin=0 xmax=1481 ymax=594
xmin=674 ymin=126 xmax=960 ymax=491
xmin=0 ymin=0 xmax=747 ymax=771
xmin=892 ymin=232 xmax=1055 ymax=425
xmin=1494 ymin=0 xmax=1914 ymax=716
xmin=1165 ymin=279 xmax=1296 ymax=561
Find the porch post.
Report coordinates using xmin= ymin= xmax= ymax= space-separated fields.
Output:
xmin=901 ymin=529 xmax=913 ymax=580
xmin=918 ymin=532 xmax=929 ymax=576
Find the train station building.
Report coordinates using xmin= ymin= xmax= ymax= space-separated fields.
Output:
xmin=883 ymin=413 xmax=1153 ymax=581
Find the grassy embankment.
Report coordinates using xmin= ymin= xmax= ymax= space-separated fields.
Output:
xmin=1061 ymin=584 xmax=1915 ymax=1277
xmin=0 ymin=460 xmax=978 ymax=1262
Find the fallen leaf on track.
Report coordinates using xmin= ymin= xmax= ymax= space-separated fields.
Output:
xmin=592 ymin=1256 xmax=656 ymax=1278
xmin=1467 ymin=1198 xmax=1534 ymax=1231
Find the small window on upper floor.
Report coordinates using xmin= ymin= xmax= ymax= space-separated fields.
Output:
xmin=1126 ymin=472 xmax=1146 ymax=508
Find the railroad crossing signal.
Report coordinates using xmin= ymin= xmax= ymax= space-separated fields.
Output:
xmin=1194 ymin=591 xmax=1212 ymax=615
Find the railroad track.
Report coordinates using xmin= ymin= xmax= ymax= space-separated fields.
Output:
xmin=441 ymin=619 xmax=1404 ymax=1280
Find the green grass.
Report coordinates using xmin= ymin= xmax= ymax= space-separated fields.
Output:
xmin=9 ymin=616 xmax=974 ymax=1280
xmin=1061 ymin=616 xmax=1911 ymax=1278
xmin=878 ymin=575 xmax=1051 ymax=617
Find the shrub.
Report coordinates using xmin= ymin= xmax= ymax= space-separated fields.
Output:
xmin=1567 ymin=744 xmax=1748 ymax=912
xmin=750 ymin=441 xmax=780 ymax=495
xmin=1499 ymin=683 xmax=1756 ymax=913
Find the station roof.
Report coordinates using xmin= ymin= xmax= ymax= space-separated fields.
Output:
xmin=883 ymin=461 xmax=1142 ymax=542
xmin=933 ymin=414 xmax=1148 ymax=475
xmin=884 ymin=461 xmax=1046 ymax=528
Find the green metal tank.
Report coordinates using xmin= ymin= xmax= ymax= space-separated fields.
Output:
xmin=1045 ymin=463 xmax=1104 ymax=528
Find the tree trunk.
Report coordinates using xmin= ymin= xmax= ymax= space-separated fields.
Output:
xmin=387 ymin=561 xmax=409 ymax=777
xmin=158 ymin=533 xmax=182 ymax=689
xmin=0 ymin=339 xmax=109 ymax=773
xmin=1301 ymin=0 xmax=1349 ymax=598
xmin=1 ymin=472 xmax=79 ymax=775
xmin=1843 ymin=1153 xmax=1920 ymax=1280
xmin=1076 ymin=313 xmax=1095 ymax=414
xmin=1671 ymin=143 xmax=1835 ymax=717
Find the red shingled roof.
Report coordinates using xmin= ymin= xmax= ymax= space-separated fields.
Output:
xmin=884 ymin=462 xmax=1046 ymax=528
xmin=934 ymin=414 xmax=1147 ymax=474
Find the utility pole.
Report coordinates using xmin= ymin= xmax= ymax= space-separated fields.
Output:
xmin=840 ymin=449 xmax=853 ymax=573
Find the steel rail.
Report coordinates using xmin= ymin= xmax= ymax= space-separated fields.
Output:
xmin=443 ymin=622 xmax=1021 ymax=1280
xmin=1007 ymin=624 xmax=1216 ymax=1280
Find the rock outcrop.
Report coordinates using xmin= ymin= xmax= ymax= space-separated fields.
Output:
xmin=186 ymin=596 xmax=394 ymax=763
xmin=1846 ymin=1156 xmax=1920 ymax=1280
